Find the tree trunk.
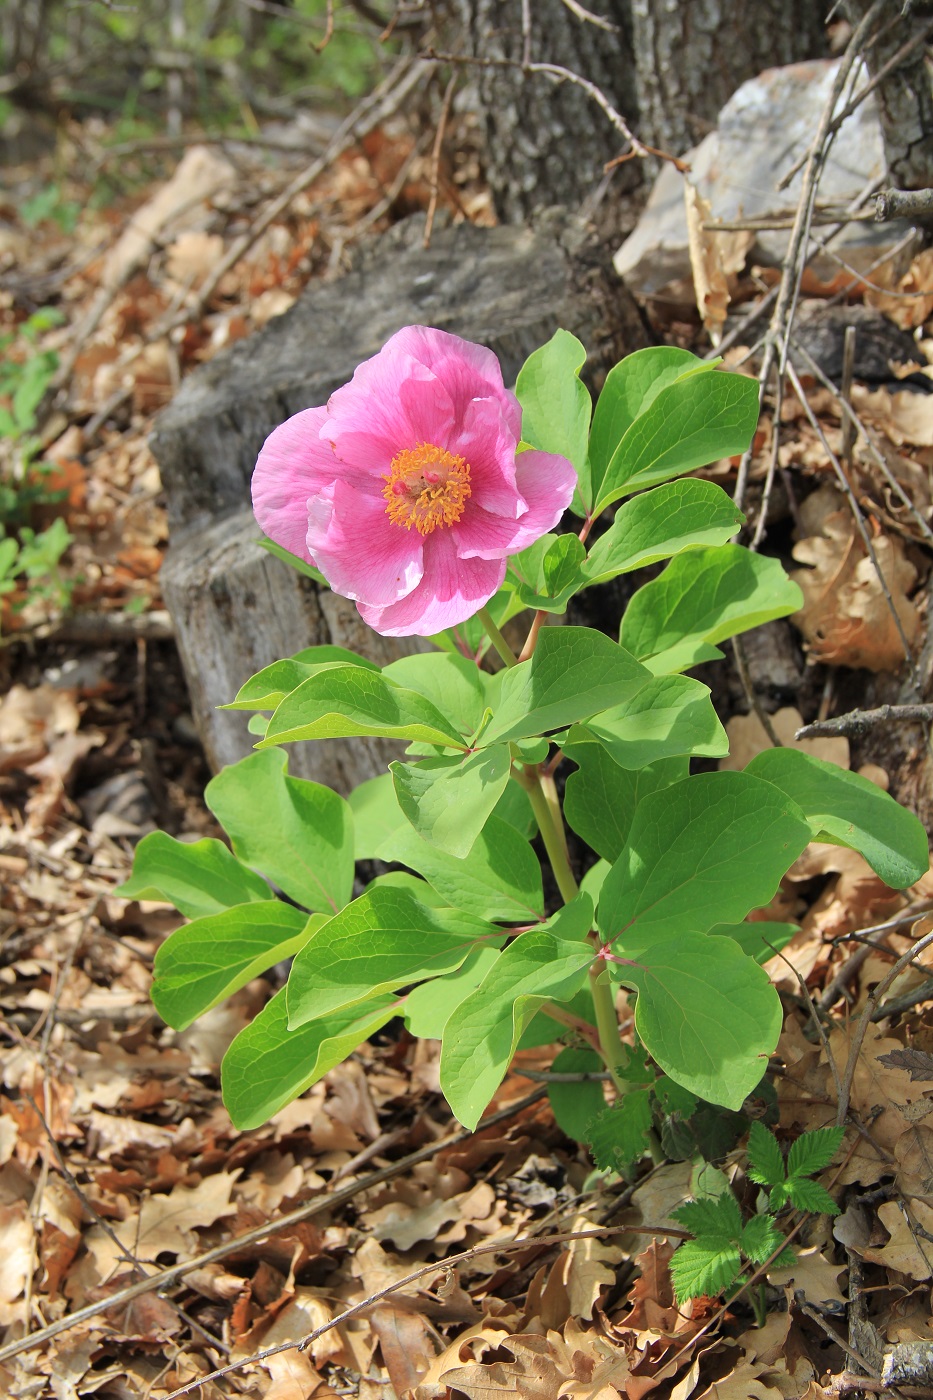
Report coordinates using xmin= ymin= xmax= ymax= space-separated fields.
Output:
xmin=842 ymin=0 xmax=933 ymax=189
xmin=452 ymin=0 xmax=828 ymax=219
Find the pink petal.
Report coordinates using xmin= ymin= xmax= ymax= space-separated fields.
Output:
xmin=386 ymin=326 xmax=522 ymax=439
xmin=251 ymin=406 xmax=336 ymax=563
xmin=451 ymin=450 xmax=575 ymax=559
xmin=323 ymin=352 xmax=456 ymax=473
xmin=358 ymin=531 xmax=505 ymax=636
xmin=308 ymin=479 xmax=424 ymax=607
xmin=453 ymin=397 xmax=525 ymax=517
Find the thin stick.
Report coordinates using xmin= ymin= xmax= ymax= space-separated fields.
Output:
xmin=875 ymin=187 xmax=933 ymax=221
xmin=797 ymin=703 xmax=933 ymax=739
xmin=732 ymin=637 xmax=782 ymax=747
xmin=423 ymin=72 xmax=457 ymax=247
xmin=0 ymin=1085 xmax=547 ymax=1365
xmin=840 ymin=325 xmax=857 ymax=471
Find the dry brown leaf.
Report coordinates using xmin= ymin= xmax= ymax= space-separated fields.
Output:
xmin=768 ymin=1245 xmax=845 ymax=1307
xmin=854 ymin=1199 xmax=933 ymax=1279
xmin=694 ymin=1359 xmax=784 ymax=1400
xmin=830 ymin=1024 xmax=931 ymax=1187
xmin=684 ymin=179 xmax=753 ymax=345
xmin=865 ymin=248 xmax=933 ymax=329
xmin=0 ymin=1201 xmax=33 ymax=1325
xmin=852 ymin=383 xmax=933 ymax=447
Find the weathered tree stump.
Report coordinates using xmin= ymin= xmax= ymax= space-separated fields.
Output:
xmin=150 ymin=214 xmax=647 ymax=787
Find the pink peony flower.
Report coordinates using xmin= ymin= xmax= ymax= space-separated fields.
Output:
xmin=251 ymin=325 xmax=577 ymax=636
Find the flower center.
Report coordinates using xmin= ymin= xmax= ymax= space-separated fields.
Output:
xmin=382 ymin=442 xmax=471 ymax=536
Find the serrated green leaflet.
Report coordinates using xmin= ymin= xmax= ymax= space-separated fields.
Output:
xmin=619 ymin=545 xmax=804 ymax=674
xmin=746 ymin=747 xmax=930 ymax=889
xmin=286 ymin=885 xmax=499 ymax=1028
xmin=206 ymin=748 xmax=354 ymax=914
xmin=567 ymin=674 xmax=728 ymax=769
xmin=383 ymin=651 xmax=490 ymax=740
xmin=596 ymin=771 xmax=811 ymax=955
xmin=379 ymin=814 xmax=544 ymax=922
xmin=225 ymin=647 xmax=378 ymax=711
xmin=439 ymin=896 xmax=595 ymax=1128
xmin=582 ymin=479 xmax=744 ymax=585
xmin=787 ymin=1125 xmax=845 ymax=1179
xmin=621 ymin=932 xmax=783 ymax=1109
xmin=391 ymin=744 xmax=511 ymax=858
xmin=116 ymin=831 xmax=270 ymax=919
xmin=588 ymin=347 xmax=715 ymax=508
xmin=563 ymin=748 xmax=687 ymax=863
xmin=258 ymin=665 xmax=468 ymax=750
xmin=748 ymin=1121 xmax=786 ymax=1186
xmin=482 ymin=627 xmax=651 ymax=745
xmin=515 ymin=329 xmax=592 ymax=512
xmin=152 ymin=902 xmax=324 ymax=1031
xmin=221 ymin=989 xmax=396 ymax=1131
xmin=585 ymin=1092 xmax=654 ymax=1171
xmin=594 ymin=366 xmax=759 ymax=514
xmin=507 ymin=533 xmax=587 ymax=612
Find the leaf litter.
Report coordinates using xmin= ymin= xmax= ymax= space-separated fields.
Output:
xmin=1 ymin=86 xmax=933 ymax=1400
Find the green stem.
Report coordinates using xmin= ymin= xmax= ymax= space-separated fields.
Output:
xmin=477 ymin=606 xmax=518 ymax=668
xmin=519 ymin=766 xmax=578 ymax=905
xmin=589 ymin=965 xmax=630 ymax=1097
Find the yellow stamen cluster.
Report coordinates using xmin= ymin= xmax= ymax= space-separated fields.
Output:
xmin=382 ymin=442 xmax=471 ymax=535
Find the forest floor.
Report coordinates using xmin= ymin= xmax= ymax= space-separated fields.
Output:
xmin=2 ymin=103 xmax=933 ymax=1400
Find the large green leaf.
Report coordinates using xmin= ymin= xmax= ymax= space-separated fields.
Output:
xmin=347 ymin=772 xmax=408 ymax=860
xmin=588 ymin=348 xmax=714 ymax=509
xmin=567 ymin=674 xmax=728 ymax=769
xmin=515 ymin=329 xmax=592 ymax=512
xmin=115 ymin=832 xmax=270 ymax=919
xmin=205 ymin=748 xmax=354 ymax=914
xmin=382 ymin=651 xmax=490 ymax=741
xmin=152 ymin=902 xmax=323 ymax=1030
xmin=621 ymin=933 xmax=783 ymax=1110
xmin=563 ymin=749 xmax=688 ymax=863
xmin=221 ymin=989 xmax=397 ymax=1131
xmin=439 ymin=896 xmax=595 ymax=1128
xmin=619 ymin=545 xmax=803 ymax=675
xmin=583 ymin=480 xmax=744 ymax=585
xmin=506 ymin=533 xmax=587 ymax=612
xmin=285 ymin=885 xmax=499 ymax=1028
xmin=595 ymin=368 xmax=759 ymax=514
xmin=708 ymin=921 xmax=799 ymax=966
xmin=596 ymin=771 xmax=812 ymax=956
xmin=548 ymin=1047 xmax=607 ymax=1142
xmin=379 ymin=814 xmax=544 ymax=922
xmin=402 ymin=946 xmax=502 ymax=1039
xmin=482 ymin=627 xmax=651 ymax=745
xmin=258 ymin=665 xmax=468 ymax=750
xmin=391 ymin=745 xmax=512 ymax=857
xmin=224 ymin=648 xmax=379 ymax=712
xmin=746 ymin=748 xmax=930 ymax=889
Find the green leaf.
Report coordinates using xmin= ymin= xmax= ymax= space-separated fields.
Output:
xmin=439 ymin=896 xmax=595 ymax=1128
xmin=786 ymin=1125 xmax=845 ymax=1181
xmin=515 ymin=329 xmax=592 ymax=512
xmin=152 ymin=902 xmax=323 ymax=1030
xmin=783 ymin=1177 xmax=840 ymax=1216
xmin=585 ymin=1091 xmax=654 ymax=1171
xmin=568 ymin=675 xmax=728 ymax=769
xmin=224 ymin=647 xmax=378 ymax=711
xmin=583 ymin=480 xmax=744 ymax=585
xmin=654 ymin=1076 xmax=698 ymax=1119
xmin=747 ymin=1122 xmax=786 ymax=1188
xmin=740 ymin=1212 xmax=787 ymax=1264
xmin=482 ymin=627 xmax=651 ymax=745
xmin=588 ymin=348 xmax=714 ymax=507
xmin=221 ymin=989 xmax=396 ymax=1131
xmin=402 ymin=946 xmax=502 ymax=1039
xmin=709 ymin=921 xmax=799 ymax=966
xmin=595 ymin=367 xmax=759 ymax=515
xmin=259 ymin=665 xmax=468 ymax=750
xmin=115 ymin=831 xmax=270 ymax=919
xmin=347 ymin=772 xmax=408 ymax=860
xmin=379 ymin=814 xmax=544 ymax=922
xmin=391 ymin=745 xmax=511 ymax=858
xmin=619 ymin=545 xmax=803 ymax=675
xmin=362 ymin=871 xmax=448 ymax=907
xmin=495 ymin=778 xmax=537 ymax=839
xmin=547 ymin=1047 xmax=607 ymax=1143
xmin=285 ymin=885 xmax=499 ymax=1028
xmin=383 ymin=651 xmax=490 ymax=739
xmin=507 ymin=533 xmax=587 ymax=612
xmin=670 ymin=1240 xmax=743 ymax=1303
xmin=620 ymin=934 xmax=783 ymax=1110
xmin=563 ymin=748 xmax=687 ymax=863
xmin=675 ymin=1191 xmax=743 ymax=1241
xmin=205 ymin=749 xmax=354 ymax=914
xmin=746 ymin=748 xmax=930 ymax=889
xmin=596 ymin=771 xmax=812 ymax=957
xmin=257 ymin=536 xmax=329 ymax=586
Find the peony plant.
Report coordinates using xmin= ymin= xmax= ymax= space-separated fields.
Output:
xmin=120 ymin=328 xmax=928 ymax=1170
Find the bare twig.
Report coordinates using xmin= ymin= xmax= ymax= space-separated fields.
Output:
xmin=557 ymin=0 xmax=618 ymax=31
xmin=731 ymin=637 xmax=782 ymax=747
xmin=0 ymin=1085 xmax=547 ymax=1365
xmin=796 ymin=703 xmax=933 ymax=739
xmin=423 ymin=72 xmax=457 ymax=247
xmin=872 ymin=976 xmax=933 ymax=1022
xmin=875 ymin=187 xmax=933 ymax=221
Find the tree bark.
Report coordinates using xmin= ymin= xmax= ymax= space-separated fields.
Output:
xmin=842 ymin=0 xmax=933 ymax=189
xmin=450 ymin=0 xmax=828 ymax=219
